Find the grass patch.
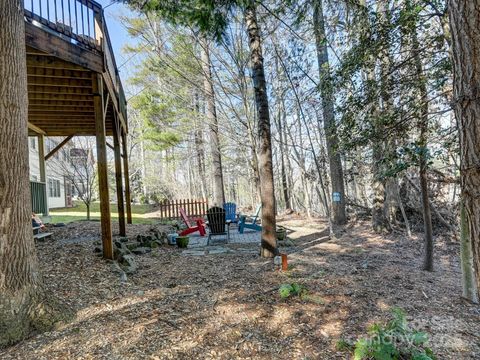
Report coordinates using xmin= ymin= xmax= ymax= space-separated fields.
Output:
xmin=45 ymin=202 xmax=158 ymax=225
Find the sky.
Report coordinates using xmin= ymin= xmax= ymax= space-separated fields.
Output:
xmin=96 ymin=1 xmax=139 ymax=97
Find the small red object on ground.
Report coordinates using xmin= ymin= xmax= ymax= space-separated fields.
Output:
xmin=281 ymin=253 xmax=288 ymax=271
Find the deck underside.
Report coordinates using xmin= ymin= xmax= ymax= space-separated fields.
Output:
xmin=25 ymin=22 xmax=123 ymax=137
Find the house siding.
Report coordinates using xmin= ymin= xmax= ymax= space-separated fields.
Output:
xmin=28 ymin=136 xmax=71 ymax=209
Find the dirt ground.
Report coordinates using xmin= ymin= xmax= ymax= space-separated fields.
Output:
xmin=1 ymin=216 xmax=478 ymax=359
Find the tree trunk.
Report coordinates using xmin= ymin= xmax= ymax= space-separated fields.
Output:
xmin=460 ymin=201 xmax=479 ymax=303
xmin=86 ymin=203 xmax=91 ymax=221
xmin=193 ymin=91 xmax=208 ymax=199
xmin=395 ymin=179 xmax=411 ymax=238
xmin=448 ymin=0 xmax=480 ymax=298
xmin=279 ymin=122 xmax=291 ymax=212
xmin=371 ymin=146 xmax=389 ymax=232
xmin=313 ymin=0 xmax=347 ymax=225
xmin=273 ymin=82 xmax=291 ymax=212
xmin=140 ymin=136 xmax=147 ymax=199
xmin=0 ymin=0 xmax=66 ymax=347
xmin=384 ymin=177 xmax=398 ymax=228
xmin=411 ymin=20 xmax=434 ymax=271
xmin=301 ymin=172 xmax=312 ymax=218
xmin=200 ymin=35 xmax=225 ymax=206
xmin=245 ymin=4 xmax=277 ymax=258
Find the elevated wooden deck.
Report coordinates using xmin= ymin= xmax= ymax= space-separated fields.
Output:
xmin=24 ymin=0 xmax=127 ymax=136
xmin=24 ymin=0 xmax=131 ymax=259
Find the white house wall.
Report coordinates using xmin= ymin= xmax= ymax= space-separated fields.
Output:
xmin=28 ymin=136 xmax=70 ymax=209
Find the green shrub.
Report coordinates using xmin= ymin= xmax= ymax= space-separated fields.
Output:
xmin=279 ymin=283 xmax=306 ymax=299
xmin=350 ymin=308 xmax=436 ymax=360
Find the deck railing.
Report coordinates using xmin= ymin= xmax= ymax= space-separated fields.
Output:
xmin=24 ymin=0 xmax=102 ymax=50
xmin=24 ymin=0 xmax=127 ymax=121
xmin=30 ymin=181 xmax=48 ymax=215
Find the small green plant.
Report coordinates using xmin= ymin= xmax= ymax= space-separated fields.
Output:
xmin=350 ymin=308 xmax=436 ymax=360
xmin=279 ymin=283 xmax=307 ymax=299
xmin=176 ymin=236 xmax=189 ymax=248
xmin=336 ymin=339 xmax=354 ymax=352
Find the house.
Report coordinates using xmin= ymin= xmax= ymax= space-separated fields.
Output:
xmin=28 ymin=136 xmax=73 ymax=211
xmin=22 ymin=0 xmax=131 ymax=258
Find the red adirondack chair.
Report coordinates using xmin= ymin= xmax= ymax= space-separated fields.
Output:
xmin=179 ymin=208 xmax=206 ymax=236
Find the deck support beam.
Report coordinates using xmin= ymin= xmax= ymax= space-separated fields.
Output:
xmin=28 ymin=122 xmax=46 ymax=135
xmin=45 ymin=135 xmax=73 ymax=161
xmin=37 ymin=134 xmax=49 ymax=216
xmin=113 ymin=114 xmax=126 ymax=236
xmin=121 ymin=130 xmax=133 ymax=224
xmin=93 ymin=73 xmax=113 ymax=259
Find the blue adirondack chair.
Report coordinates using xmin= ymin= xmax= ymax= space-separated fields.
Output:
xmin=223 ymin=202 xmax=238 ymax=223
xmin=238 ymin=204 xmax=262 ymax=233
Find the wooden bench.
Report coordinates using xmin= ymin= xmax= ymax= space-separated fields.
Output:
xmin=33 ymin=232 xmax=52 ymax=241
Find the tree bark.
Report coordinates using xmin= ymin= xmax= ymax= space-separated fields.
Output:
xmin=245 ymin=4 xmax=277 ymax=257
xmin=193 ymin=91 xmax=208 ymax=199
xmin=313 ymin=0 xmax=347 ymax=225
xmin=371 ymin=145 xmax=389 ymax=232
xmin=411 ymin=19 xmax=434 ymax=271
xmin=369 ymin=0 xmax=391 ymax=233
xmin=460 ymin=201 xmax=479 ymax=303
xmin=448 ymin=0 xmax=480 ymax=298
xmin=271 ymin=52 xmax=291 ymax=212
xmin=0 ymin=0 xmax=67 ymax=347
xmin=277 ymin=111 xmax=291 ymax=212
xmin=200 ymin=35 xmax=225 ymax=206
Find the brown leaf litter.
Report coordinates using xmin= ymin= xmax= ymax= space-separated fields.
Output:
xmin=0 ymin=216 xmax=478 ymax=359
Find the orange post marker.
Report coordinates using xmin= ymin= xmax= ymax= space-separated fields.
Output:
xmin=281 ymin=253 xmax=288 ymax=271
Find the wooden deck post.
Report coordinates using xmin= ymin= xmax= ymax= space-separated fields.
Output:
xmin=113 ymin=114 xmax=126 ymax=236
xmin=93 ymin=73 xmax=113 ymax=259
xmin=121 ymin=130 xmax=133 ymax=224
xmin=37 ymin=134 xmax=49 ymax=216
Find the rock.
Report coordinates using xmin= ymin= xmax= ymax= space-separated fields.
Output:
xmin=113 ymin=241 xmax=132 ymax=260
xmin=143 ymin=240 xmax=154 ymax=248
xmin=278 ymin=239 xmax=294 ymax=247
xmin=111 ymin=261 xmax=124 ymax=274
xmin=182 ymin=250 xmax=206 ymax=256
xmin=151 ymin=229 xmax=160 ymax=240
xmin=206 ymin=247 xmax=228 ymax=255
xmin=120 ymin=254 xmax=138 ymax=274
xmin=126 ymin=242 xmax=140 ymax=251
xmin=132 ymin=247 xmax=152 ymax=255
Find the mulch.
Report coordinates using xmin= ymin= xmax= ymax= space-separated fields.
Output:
xmin=0 ymin=217 xmax=478 ymax=359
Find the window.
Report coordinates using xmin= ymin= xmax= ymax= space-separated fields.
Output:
xmin=30 ymin=137 xmax=36 ymax=150
xmin=31 ymin=175 xmax=38 ymax=182
xmin=48 ymin=179 xmax=61 ymax=198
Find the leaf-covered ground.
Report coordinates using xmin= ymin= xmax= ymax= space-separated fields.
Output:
xmin=1 ymin=216 xmax=478 ymax=359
